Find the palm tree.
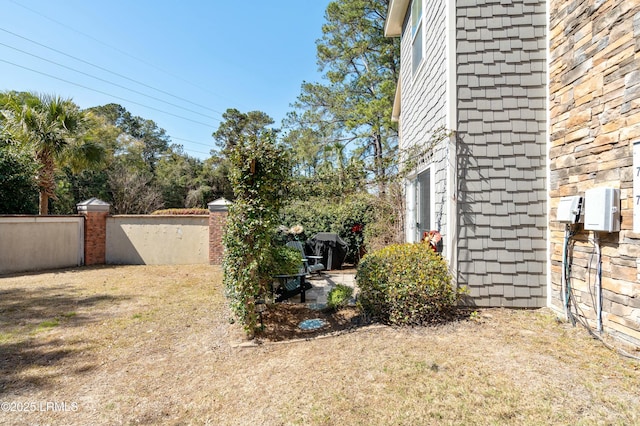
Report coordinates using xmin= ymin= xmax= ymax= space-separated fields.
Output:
xmin=1 ymin=92 xmax=104 ymax=214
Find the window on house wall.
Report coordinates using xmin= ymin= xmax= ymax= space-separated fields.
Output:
xmin=416 ymin=168 xmax=431 ymax=241
xmin=411 ymin=0 xmax=423 ymax=75
xmin=406 ymin=179 xmax=416 ymax=242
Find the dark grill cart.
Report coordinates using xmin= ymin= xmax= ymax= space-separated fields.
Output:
xmin=306 ymin=232 xmax=348 ymax=270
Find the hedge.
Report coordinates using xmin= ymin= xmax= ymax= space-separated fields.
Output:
xmin=281 ymin=193 xmax=375 ymax=264
xmin=356 ymin=241 xmax=464 ymax=325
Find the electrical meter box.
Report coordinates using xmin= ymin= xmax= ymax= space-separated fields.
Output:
xmin=557 ymin=195 xmax=582 ymax=223
xmin=584 ymin=187 xmax=620 ymax=232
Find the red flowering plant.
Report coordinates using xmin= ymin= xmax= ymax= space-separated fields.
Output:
xmin=350 ymin=223 xmax=365 ymax=263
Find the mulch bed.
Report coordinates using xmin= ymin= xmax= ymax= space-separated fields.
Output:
xmin=255 ymin=303 xmax=362 ymax=342
xmin=253 ymin=302 xmax=479 ymax=343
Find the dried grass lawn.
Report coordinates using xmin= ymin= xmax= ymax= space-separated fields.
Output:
xmin=0 ymin=265 xmax=639 ymax=425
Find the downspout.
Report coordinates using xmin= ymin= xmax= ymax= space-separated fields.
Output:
xmin=445 ymin=0 xmax=457 ymax=283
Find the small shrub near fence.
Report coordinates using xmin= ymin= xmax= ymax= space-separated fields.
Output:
xmin=356 ymin=241 xmax=464 ymax=325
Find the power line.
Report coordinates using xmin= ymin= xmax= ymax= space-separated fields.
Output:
xmin=171 ymin=136 xmax=214 ymax=149
xmin=0 ymin=43 xmax=217 ymax=157
xmin=7 ymin=0 xmax=243 ymax=110
xmin=164 ymin=141 xmax=211 ymax=158
xmin=0 ymin=27 xmax=226 ymax=118
xmin=0 ymin=58 xmax=216 ymax=128
xmin=0 ymin=41 xmax=220 ymax=122
xmin=179 ymin=147 xmax=211 ymax=157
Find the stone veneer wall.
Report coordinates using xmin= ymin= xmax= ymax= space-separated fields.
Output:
xmin=456 ymin=0 xmax=548 ymax=307
xmin=549 ymin=0 xmax=640 ymax=347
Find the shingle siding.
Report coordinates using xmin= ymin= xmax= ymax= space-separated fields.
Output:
xmin=400 ymin=1 xmax=448 ymax=141
xmin=456 ymin=0 xmax=547 ymax=307
xmin=400 ymin=0 xmax=449 ymax=243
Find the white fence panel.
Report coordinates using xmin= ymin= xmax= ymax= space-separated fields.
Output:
xmin=106 ymin=215 xmax=209 ymax=265
xmin=0 ymin=216 xmax=84 ymax=275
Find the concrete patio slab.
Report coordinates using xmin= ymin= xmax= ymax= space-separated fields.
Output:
xmin=280 ymin=269 xmax=358 ymax=305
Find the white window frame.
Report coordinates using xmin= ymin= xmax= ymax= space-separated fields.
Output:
xmin=406 ymin=163 xmax=435 ymax=243
xmin=415 ymin=165 xmax=434 ymax=241
xmin=411 ymin=0 xmax=424 ymax=75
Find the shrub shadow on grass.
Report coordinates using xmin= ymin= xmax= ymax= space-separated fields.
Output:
xmin=0 ymin=286 xmax=127 ymax=395
xmin=0 ymin=287 xmax=125 ymax=327
xmin=0 ymin=339 xmax=86 ymax=395
xmin=360 ymin=306 xmax=478 ymax=329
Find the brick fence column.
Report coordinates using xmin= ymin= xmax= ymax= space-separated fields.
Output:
xmin=208 ymin=198 xmax=232 ymax=265
xmin=77 ymin=198 xmax=111 ymax=266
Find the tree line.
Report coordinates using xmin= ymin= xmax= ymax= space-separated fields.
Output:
xmin=0 ymin=0 xmax=401 ymax=244
xmin=0 ymin=94 xmax=232 ymax=215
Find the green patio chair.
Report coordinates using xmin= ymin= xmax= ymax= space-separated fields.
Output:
xmin=286 ymin=240 xmax=325 ymax=275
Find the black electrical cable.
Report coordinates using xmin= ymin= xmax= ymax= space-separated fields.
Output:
xmin=565 ymin=234 xmax=640 ymax=361
xmin=563 ymin=225 xmax=577 ymax=326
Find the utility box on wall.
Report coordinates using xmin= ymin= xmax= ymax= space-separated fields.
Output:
xmin=557 ymin=195 xmax=582 ymax=223
xmin=584 ymin=187 xmax=620 ymax=233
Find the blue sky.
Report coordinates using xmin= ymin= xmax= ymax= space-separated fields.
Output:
xmin=0 ymin=0 xmax=332 ymax=158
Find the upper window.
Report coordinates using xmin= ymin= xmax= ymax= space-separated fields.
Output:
xmin=411 ymin=0 xmax=423 ymax=74
xmin=411 ymin=0 xmax=422 ymax=36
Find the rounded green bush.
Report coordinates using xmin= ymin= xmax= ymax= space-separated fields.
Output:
xmin=356 ymin=241 xmax=462 ymax=325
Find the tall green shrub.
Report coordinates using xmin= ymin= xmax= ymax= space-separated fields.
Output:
xmin=0 ymin=147 xmax=39 ymax=214
xmin=223 ymin=132 xmax=291 ymax=335
xmin=282 ymin=193 xmax=374 ymax=263
xmin=357 ymin=242 xmax=463 ymax=325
